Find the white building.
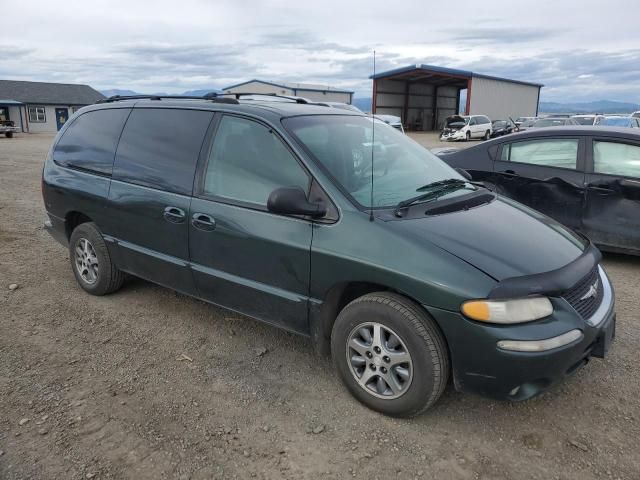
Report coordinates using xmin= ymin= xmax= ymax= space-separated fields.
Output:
xmin=0 ymin=80 xmax=105 ymax=133
xmin=371 ymin=64 xmax=543 ymax=131
xmin=223 ymin=79 xmax=354 ymax=104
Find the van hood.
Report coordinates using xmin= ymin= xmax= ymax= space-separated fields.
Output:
xmin=390 ymin=196 xmax=588 ymax=280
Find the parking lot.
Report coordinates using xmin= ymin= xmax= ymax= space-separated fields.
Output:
xmin=1 ymin=133 xmax=639 ymax=479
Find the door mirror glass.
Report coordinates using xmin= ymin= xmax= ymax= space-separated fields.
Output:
xmin=594 ymin=141 xmax=640 ymax=178
xmin=267 ymin=187 xmax=327 ymax=217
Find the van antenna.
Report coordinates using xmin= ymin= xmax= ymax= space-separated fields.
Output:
xmin=369 ymin=50 xmax=376 ymax=222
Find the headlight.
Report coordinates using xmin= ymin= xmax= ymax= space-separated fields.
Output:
xmin=461 ymin=297 xmax=553 ymax=324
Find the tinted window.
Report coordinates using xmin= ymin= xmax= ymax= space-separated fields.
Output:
xmin=469 ymin=118 xmax=477 ymax=125
xmin=54 ymin=108 xmax=130 ymax=175
xmin=203 ymin=115 xmax=309 ymax=205
xmin=593 ymin=141 xmax=640 ymax=177
xmin=479 ymin=116 xmax=490 ymax=124
xmin=113 ymin=108 xmax=213 ymax=195
xmin=501 ymin=138 xmax=578 ymax=169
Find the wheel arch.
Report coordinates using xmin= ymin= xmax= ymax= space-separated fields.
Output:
xmin=309 ymin=281 xmax=434 ymax=356
xmin=65 ymin=211 xmax=93 ymax=239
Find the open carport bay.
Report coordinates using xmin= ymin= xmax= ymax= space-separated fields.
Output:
xmin=1 ymin=134 xmax=639 ymax=479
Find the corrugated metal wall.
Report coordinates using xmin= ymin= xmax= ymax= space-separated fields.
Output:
xmin=469 ymin=77 xmax=539 ymax=120
xmin=224 ymin=82 xmax=351 ymax=104
xmin=375 ymin=80 xmax=459 ymax=131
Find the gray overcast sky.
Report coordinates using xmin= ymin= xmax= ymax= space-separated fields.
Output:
xmin=2 ymin=0 xmax=640 ymax=102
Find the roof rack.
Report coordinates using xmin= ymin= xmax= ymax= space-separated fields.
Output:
xmin=96 ymin=94 xmax=240 ymax=104
xmin=210 ymin=92 xmax=309 ymax=104
xmin=96 ymin=92 xmax=311 ymax=105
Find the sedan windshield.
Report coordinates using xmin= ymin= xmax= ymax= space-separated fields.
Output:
xmin=533 ymin=119 xmax=567 ymax=127
xmin=572 ymin=117 xmax=595 ymax=125
xmin=601 ymin=117 xmax=633 ymax=127
xmin=283 ymin=115 xmax=468 ymax=208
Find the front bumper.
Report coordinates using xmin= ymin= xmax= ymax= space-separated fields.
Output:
xmin=440 ymin=131 xmax=465 ymax=141
xmin=426 ymin=281 xmax=616 ymax=401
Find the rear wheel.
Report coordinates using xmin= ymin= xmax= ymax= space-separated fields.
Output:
xmin=465 ymin=131 xmax=471 ymax=141
xmin=6 ymin=132 xmax=13 ymax=138
xmin=69 ymin=222 xmax=124 ymax=295
xmin=331 ymin=292 xmax=449 ymax=417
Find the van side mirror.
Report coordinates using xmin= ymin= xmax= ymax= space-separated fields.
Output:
xmin=267 ymin=187 xmax=327 ymax=218
xmin=456 ymin=168 xmax=473 ymax=181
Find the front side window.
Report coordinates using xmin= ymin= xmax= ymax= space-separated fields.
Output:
xmin=283 ymin=115 xmax=468 ymax=208
xmin=203 ymin=115 xmax=310 ymax=205
xmin=593 ymin=141 xmax=640 ymax=178
xmin=500 ymin=138 xmax=579 ymax=169
xmin=28 ymin=106 xmax=46 ymax=123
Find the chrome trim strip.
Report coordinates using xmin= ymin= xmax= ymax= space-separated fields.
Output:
xmin=586 ymin=266 xmax=613 ymax=327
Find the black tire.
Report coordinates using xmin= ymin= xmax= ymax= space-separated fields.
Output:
xmin=483 ymin=130 xmax=490 ymax=140
xmin=69 ymin=222 xmax=125 ymax=296
xmin=465 ymin=131 xmax=471 ymax=141
xmin=331 ymin=292 xmax=449 ymax=417
xmin=6 ymin=132 xmax=13 ymax=138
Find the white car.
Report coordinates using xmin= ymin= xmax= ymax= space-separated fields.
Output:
xmin=571 ymin=114 xmax=605 ymax=126
xmin=631 ymin=111 xmax=640 ymax=119
xmin=440 ymin=115 xmax=492 ymax=141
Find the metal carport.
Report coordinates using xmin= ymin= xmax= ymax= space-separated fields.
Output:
xmin=370 ymin=64 xmax=543 ymax=131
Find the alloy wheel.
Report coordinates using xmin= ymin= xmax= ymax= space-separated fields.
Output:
xmin=346 ymin=322 xmax=413 ymax=399
xmin=74 ymin=238 xmax=99 ymax=284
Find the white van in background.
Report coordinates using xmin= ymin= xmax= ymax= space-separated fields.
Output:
xmin=440 ymin=115 xmax=492 ymax=141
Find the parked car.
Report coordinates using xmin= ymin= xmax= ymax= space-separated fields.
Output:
xmin=43 ymin=97 xmax=616 ymax=417
xmin=373 ymin=114 xmax=405 ymax=133
xmin=517 ymin=118 xmax=539 ymax=132
xmin=514 ymin=116 xmax=537 ymax=128
xmin=531 ymin=117 xmax=580 ymax=128
xmin=631 ymin=111 xmax=640 ymax=119
xmin=438 ymin=126 xmax=640 ymax=255
xmin=571 ymin=115 xmax=605 ymax=126
xmin=599 ymin=116 xmax=640 ymax=128
xmin=490 ymin=119 xmax=516 ymax=138
xmin=440 ymin=115 xmax=492 ymax=141
xmin=0 ymin=120 xmax=19 ymax=138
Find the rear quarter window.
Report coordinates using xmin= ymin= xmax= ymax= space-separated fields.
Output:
xmin=53 ymin=108 xmax=131 ymax=176
xmin=113 ymin=108 xmax=213 ymax=195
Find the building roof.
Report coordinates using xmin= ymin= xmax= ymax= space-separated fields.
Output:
xmin=223 ymin=79 xmax=354 ymax=94
xmin=370 ymin=64 xmax=544 ymax=88
xmin=0 ymin=80 xmax=105 ymax=105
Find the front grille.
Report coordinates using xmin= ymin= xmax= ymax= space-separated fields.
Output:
xmin=562 ymin=266 xmax=604 ymax=320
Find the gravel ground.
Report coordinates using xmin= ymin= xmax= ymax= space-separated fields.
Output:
xmin=1 ymin=133 xmax=639 ymax=480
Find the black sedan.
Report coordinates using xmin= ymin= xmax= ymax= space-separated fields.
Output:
xmin=438 ymin=126 xmax=640 ymax=255
xmin=490 ymin=119 xmax=516 ymax=138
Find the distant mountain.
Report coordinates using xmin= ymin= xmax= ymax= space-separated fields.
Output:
xmin=539 ymin=100 xmax=640 ymax=114
xmin=352 ymin=97 xmax=372 ymax=112
xmin=99 ymin=89 xmax=141 ymax=97
xmin=99 ymin=88 xmax=221 ymax=98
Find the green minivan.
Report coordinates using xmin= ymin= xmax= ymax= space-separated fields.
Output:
xmin=43 ymin=95 xmax=616 ymax=417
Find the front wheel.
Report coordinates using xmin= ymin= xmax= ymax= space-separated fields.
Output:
xmin=483 ymin=130 xmax=491 ymax=140
xmin=465 ymin=131 xmax=471 ymax=141
xmin=331 ymin=292 xmax=449 ymax=417
xmin=6 ymin=132 xmax=13 ymax=138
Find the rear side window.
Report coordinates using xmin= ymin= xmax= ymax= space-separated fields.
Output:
xmin=53 ymin=108 xmax=130 ymax=176
xmin=500 ymin=138 xmax=579 ymax=169
xmin=593 ymin=141 xmax=640 ymax=178
xmin=202 ymin=115 xmax=310 ymax=206
xmin=113 ymin=109 xmax=213 ymax=195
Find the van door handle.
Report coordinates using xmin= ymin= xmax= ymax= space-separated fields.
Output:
xmin=163 ymin=206 xmax=186 ymax=223
xmin=587 ymin=183 xmax=616 ymax=195
xmin=192 ymin=213 xmax=216 ymax=231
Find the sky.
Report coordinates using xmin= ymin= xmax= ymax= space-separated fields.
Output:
xmin=2 ymin=0 xmax=640 ymax=103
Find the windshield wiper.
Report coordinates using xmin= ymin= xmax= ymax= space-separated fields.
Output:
xmin=394 ymin=179 xmax=470 ymax=217
xmin=415 ymin=178 xmax=467 ymax=192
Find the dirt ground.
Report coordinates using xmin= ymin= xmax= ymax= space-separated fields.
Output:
xmin=1 ymin=133 xmax=639 ymax=480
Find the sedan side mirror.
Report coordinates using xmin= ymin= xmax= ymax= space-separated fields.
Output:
xmin=267 ymin=187 xmax=327 ymax=218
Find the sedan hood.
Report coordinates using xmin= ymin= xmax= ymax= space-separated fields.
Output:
xmin=391 ymin=196 xmax=588 ymax=280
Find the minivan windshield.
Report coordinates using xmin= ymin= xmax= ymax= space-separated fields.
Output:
xmin=283 ymin=115 xmax=470 ymax=208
